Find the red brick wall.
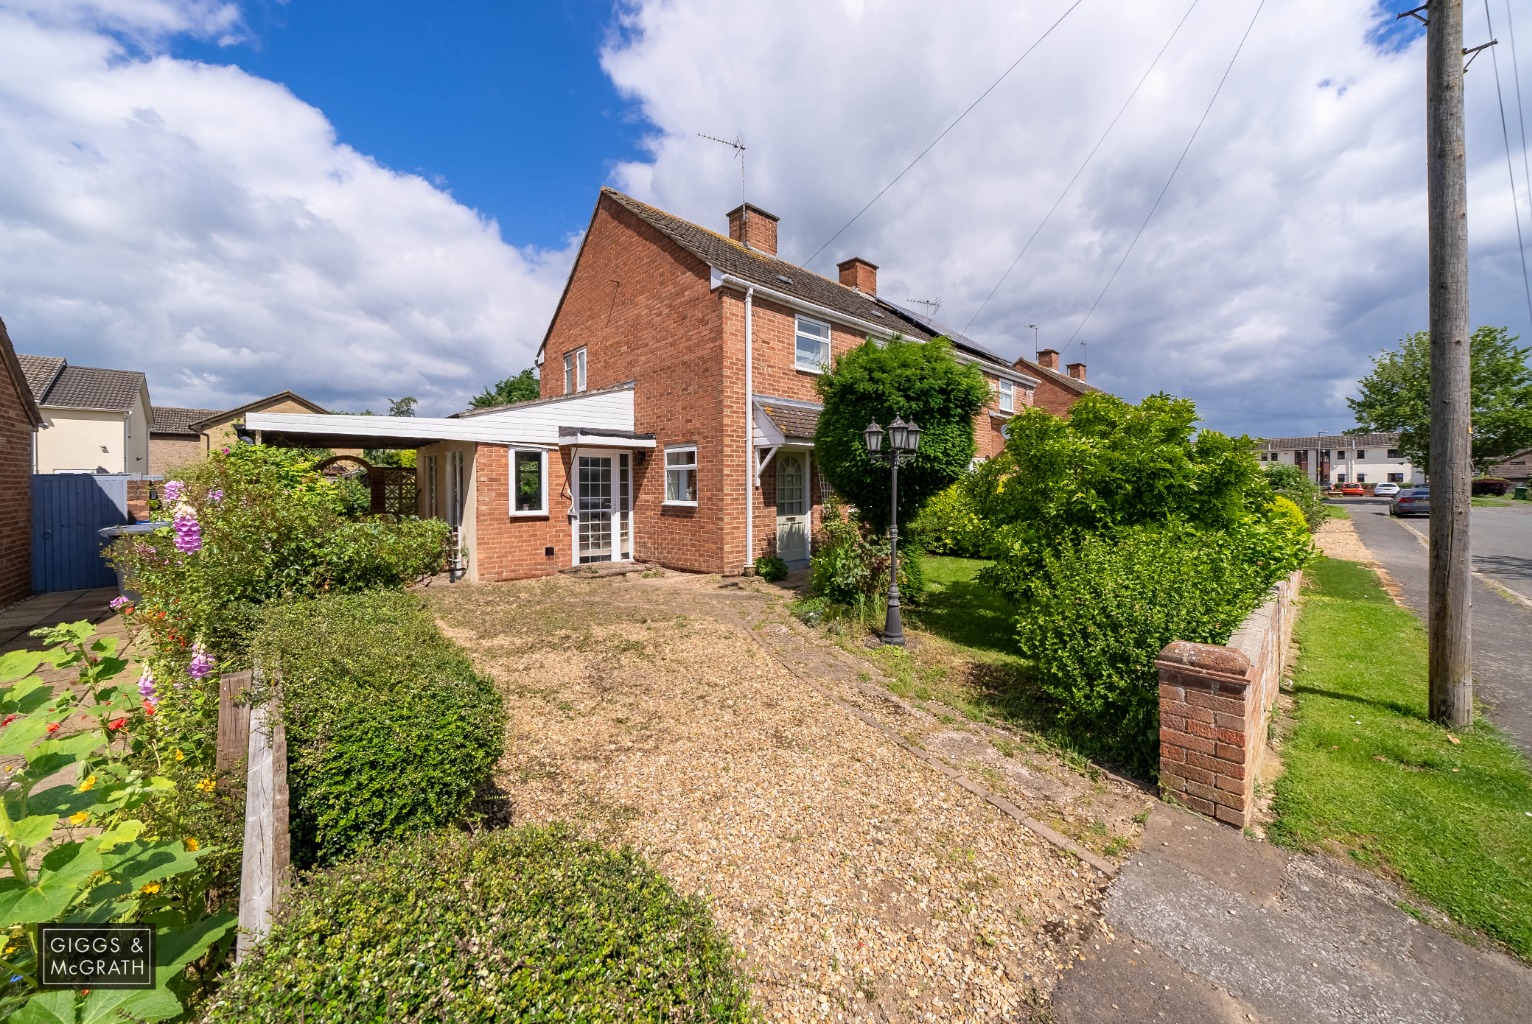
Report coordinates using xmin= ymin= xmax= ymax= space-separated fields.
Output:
xmin=471 ymin=445 xmax=572 ymax=581
xmin=542 ymin=197 xmax=730 ymax=573
xmin=0 ymin=366 xmax=34 ymax=607
xmin=747 ymin=296 xmax=864 ymax=405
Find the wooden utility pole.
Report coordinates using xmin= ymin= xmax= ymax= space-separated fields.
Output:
xmin=1425 ymin=0 xmax=1474 ymax=727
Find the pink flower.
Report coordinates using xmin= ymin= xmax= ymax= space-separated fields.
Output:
xmin=162 ymin=480 xmax=184 ymax=502
xmin=207 ymin=488 xmax=224 ymax=503
xmin=172 ymin=507 xmax=202 ymax=554
xmin=137 ymin=667 xmax=157 ymax=707
xmin=109 ymin=596 xmax=130 ymax=612
xmin=188 ymin=642 xmax=214 ymax=680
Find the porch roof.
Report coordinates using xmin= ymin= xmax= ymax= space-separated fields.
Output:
xmin=754 ymin=395 xmax=821 ymax=445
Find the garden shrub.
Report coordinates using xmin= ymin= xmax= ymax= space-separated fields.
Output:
xmin=754 ymin=554 xmax=789 ymax=582
xmin=1472 ymin=477 xmax=1512 ymax=496
xmin=908 ymin=480 xmax=989 ymax=557
xmin=809 ymin=497 xmax=924 ymax=622
xmin=252 ymin=591 xmax=503 ymax=867
xmin=1014 ymin=518 xmax=1309 ymax=777
xmin=1269 ymin=495 xmax=1310 ymax=536
xmin=1263 ymin=463 xmax=1325 ymax=531
xmin=207 ymin=825 xmax=756 ymax=1023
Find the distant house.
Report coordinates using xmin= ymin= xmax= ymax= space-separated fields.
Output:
xmin=150 ymin=391 xmax=344 ymax=473
xmin=244 ymin=188 xmax=1038 ymax=580
xmin=1487 ymin=448 xmax=1532 ymax=485
xmin=1011 ymin=348 xmax=1100 ymax=417
xmin=18 ymin=355 xmax=152 ymax=475
xmin=1255 ymin=432 xmax=1421 ymax=488
xmin=1 ymin=322 xmax=44 ymax=607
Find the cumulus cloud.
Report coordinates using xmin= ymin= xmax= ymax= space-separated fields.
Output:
xmin=0 ymin=0 xmax=574 ymax=414
xmin=601 ymin=0 xmax=1532 ymax=437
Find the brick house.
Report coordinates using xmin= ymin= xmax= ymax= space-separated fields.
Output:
xmin=247 ymin=188 xmax=1035 ymax=580
xmin=0 ymin=320 xmax=45 ymax=607
xmin=1011 ymin=348 xmax=1099 ymax=417
xmin=151 ymin=391 xmax=350 ymax=473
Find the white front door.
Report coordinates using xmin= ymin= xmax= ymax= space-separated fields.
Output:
xmin=776 ymin=451 xmax=808 ymax=564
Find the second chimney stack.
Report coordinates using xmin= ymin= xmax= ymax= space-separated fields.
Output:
xmin=1037 ymin=348 xmax=1060 ymax=371
xmin=727 ymin=203 xmax=779 ymax=256
xmin=837 ymin=257 xmax=878 ymax=295
xmin=1067 ymin=362 xmax=1086 ymax=382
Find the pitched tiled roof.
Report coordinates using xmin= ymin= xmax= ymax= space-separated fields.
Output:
xmin=1012 ymin=356 xmax=1102 ymax=396
xmin=1256 ymin=433 xmax=1401 ymax=450
xmin=599 ymin=189 xmax=932 ymax=342
xmin=0 ymin=322 xmax=44 ymax=428
xmin=152 ymin=406 xmax=222 ymax=436
xmin=17 ymin=354 xmax=64 ymax=400
xmin=19 ymin=355 xmax=146 ymax=412
xmin=755 ymin=395 xmax=822 ymax=441
xmin=187 ymin=391 xmax=327 ymax=431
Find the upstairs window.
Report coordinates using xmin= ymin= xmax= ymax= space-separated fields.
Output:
xmin=1387 ymin=448 xmax=1402 ymax=459
xmin=1355 ymin=450 xmax=1367 ymax=460
xmin=795 ymin=316 xmax=831 ymax=373
xmin=511 ymin=449 xmax=546 ymax=516
xmin=997 ymin=379 xmax=1015 ymax=414
xmin=563 ymin=347 xmax=587 ymax=394
xmin=665 ymin=445 xmax=698 ymax=505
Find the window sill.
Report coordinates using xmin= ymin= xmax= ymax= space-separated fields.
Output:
xmin=988 ymin=409 xmax=1016 ymax=420
xmin=662 ymin=500 xmax=699 ymax=508
xmin=794 ymin=364 xmax=827 ymax=376
xmin=509 ymin=511 xmax=549 ymax=519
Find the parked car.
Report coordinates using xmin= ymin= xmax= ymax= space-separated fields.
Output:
xmin=1340 ymin=483 xmax=1366 ymax=496
xmin=1373 ymin=482 xmax=1401 ymax=497
xmin=1390 ymin=488 xmax=1431 ymax=517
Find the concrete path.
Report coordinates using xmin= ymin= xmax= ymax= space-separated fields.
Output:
xmin=0 ymin=587 xmax=121 ymax=656
xmin=1050 ymin=804 xmax=1532 ymax=1024
xmin=1340 ymin=500 xmax=1532 ymax=755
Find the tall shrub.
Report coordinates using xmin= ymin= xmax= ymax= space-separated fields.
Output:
xmin=1263 ymin=463 xmax=1324 ymax=531
xmin=252 ymin=592 xmax=504 ymax=867
xmin=814 ymin=336 xmax=990 ymax=533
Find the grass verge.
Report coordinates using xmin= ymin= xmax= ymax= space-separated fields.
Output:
xmin=1270 ymin=556 xmax=1532 ymax=959
xmin=1472 ymin=495 xmax=1513 ymax=508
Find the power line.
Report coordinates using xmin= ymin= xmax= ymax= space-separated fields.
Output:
xmin=963 ymin=0 xmax=1202 ymax=335
xmin=1505 ymin=0 xmax=1532 ymax=229
xmin=803 ymin=0 xmax=1088 ymax=266
xmin=1490 ymin=0 xmax=1532 ymax=328
xmin=1058 ymin=0 xmax=1266 ymax=360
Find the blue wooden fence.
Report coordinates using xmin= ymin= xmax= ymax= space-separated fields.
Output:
xmin=31 ymin=475 xmax=131 ymax=593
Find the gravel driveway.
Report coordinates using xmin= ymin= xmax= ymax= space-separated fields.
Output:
xmin=427 ymin=571 xmax=1142 ymax=1023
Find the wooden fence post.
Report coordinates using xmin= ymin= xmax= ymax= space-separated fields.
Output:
xmin=214 ymin=670 xmax=252 ymax=779
xmin=232 ymin=670 xmax=290 ymax=962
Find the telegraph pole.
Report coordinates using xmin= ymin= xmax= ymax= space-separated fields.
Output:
xmin=1423 ymin=0 xmax=1474 ymax=726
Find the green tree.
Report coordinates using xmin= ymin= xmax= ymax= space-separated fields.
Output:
xmin=470 ymin=369 xmax=541 ymax=409
xmin=1348 ymin=326 xmax=1532 ymax=472
xmin=813 ymin=336 xmax=989 ymax=533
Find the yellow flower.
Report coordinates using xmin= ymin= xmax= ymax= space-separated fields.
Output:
xmin=140 ymin=882 xmax=160 ymax=895
xmin=3 ymin=944 xmax=16 ymax=955
xmin=173 ymin=748 xmax=184 ymax=762
xmin=68 ymin=812 xmax=89 ymax=826
xmin=184 ymin=837 xmax=200 ymax=852
xmin=78 ymin=774 xmax=97 ymax=792
xmin=195 ymin=778 xmax=215 ymax=793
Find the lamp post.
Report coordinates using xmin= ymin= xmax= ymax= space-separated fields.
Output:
xmin=863 ymin=416 xmax=922 ymax=646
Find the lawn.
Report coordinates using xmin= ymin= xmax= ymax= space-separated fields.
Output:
xmin=1472 ymin=495 xmax=1513 ymax=508
xmin=1270 ymin=556 xmax=1532 ymax=960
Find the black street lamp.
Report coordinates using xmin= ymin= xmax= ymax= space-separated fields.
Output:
xmin=863 ymin=416 xmax=921 ymax=645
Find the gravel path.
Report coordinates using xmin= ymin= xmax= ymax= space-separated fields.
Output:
xmin=428 ymin=573 xmax=1120 ymax=1023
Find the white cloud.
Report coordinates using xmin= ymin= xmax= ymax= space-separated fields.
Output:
xmin=0 ymin=1 xmax=574 ymax=414
xmin=601 ymin=0 xmax=1532 ymax=437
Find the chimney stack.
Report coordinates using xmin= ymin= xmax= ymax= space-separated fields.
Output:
xmin=836 ymin=257 xmax=878 ymax=295
xmin=727 ymin=203 xmax=779 ymax=256
xmin=1037 ymin=348 xmax=1060 ymax=371
xmin=1067 ymin=362 xmax=1086 ymax=382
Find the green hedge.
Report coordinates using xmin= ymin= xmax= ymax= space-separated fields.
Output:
xmin=1014 ymin=521 xmax=1304 ymax=777
xmin=207 ymin=826 xmax=756 ymax=1023
xmin=907 ymin=481 xmax=989 ymax=557
xmin=252 ymin=591 xmax=504 ymax=867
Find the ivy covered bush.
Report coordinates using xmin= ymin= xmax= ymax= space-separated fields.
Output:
xmin=252 ymin=591 xmax=504 ymax=867
xmin=207 ymin=825 xmax=756 ymax=1023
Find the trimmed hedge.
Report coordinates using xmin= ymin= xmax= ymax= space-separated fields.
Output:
xmin=1472 ymin=477 xmax=1512 ymax=496
xmin=252 ymin=591 xmax=504 ymax=867
xmin=1014 ymin=520 xmax=1305 ymax=778
xmin=207 ymin=826 xmax=756 ymax=1023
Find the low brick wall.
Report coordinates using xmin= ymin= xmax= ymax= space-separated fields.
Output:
xmin=1156 ymin=570 xmax=1302 ymax=827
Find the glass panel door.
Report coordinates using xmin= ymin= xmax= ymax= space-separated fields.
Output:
xmin=577 ymin=455 xmax=614 ymax=563
xmin=618 ymin=453 xmax=631 ymax=560
xmin=776 ymin=451 xmax=808 ymax=563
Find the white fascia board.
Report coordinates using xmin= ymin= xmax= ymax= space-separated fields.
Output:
xmin=559 ymin=433 xmax=657 ymax=448
xmin=711 ymin=270 xmax=904 ymax=341
xmin=244 ymin=413 xmax=559 ymax=447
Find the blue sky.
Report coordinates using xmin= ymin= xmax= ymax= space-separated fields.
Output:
xmin=173 ymin=0 xmax=646 ymax=249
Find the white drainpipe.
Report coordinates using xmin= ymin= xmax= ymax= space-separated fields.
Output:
xmin=743 ymin=284 xmax=755 ymax=571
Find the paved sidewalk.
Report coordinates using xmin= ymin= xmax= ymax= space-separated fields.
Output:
xmin=0 ymin=588 xmax=123 ymax=656
xmin=1050 ymin=803 xmax=1532 ymax=1023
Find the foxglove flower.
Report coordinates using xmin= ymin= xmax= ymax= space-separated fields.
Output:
xmin=172 ymin=506 xmax=202 ymax=554
xmin=109 ymin=596 xmax=130 ymax=611
xmin=188 ymin=642 xmax=214 ymax=680
xmin=162 ymin=480 xmax=184 ymax=502
xmin=208 ymin=488 xmax=225 ymax=503
xmin=137 ymin=667 xmax=157 ymax=708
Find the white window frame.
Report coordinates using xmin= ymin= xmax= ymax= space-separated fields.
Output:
xmin=509 ymin=448 xmax=549 ymax=517
xmin=998 ymin=378 xmax=1015 ymax=414
xmin=794 ymin=315 xmax=831 ymax=374
xmin=563 ymin=347 xmax=587 ymax=394
xmin=664 ymin=444 xmax=699 ymax=506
